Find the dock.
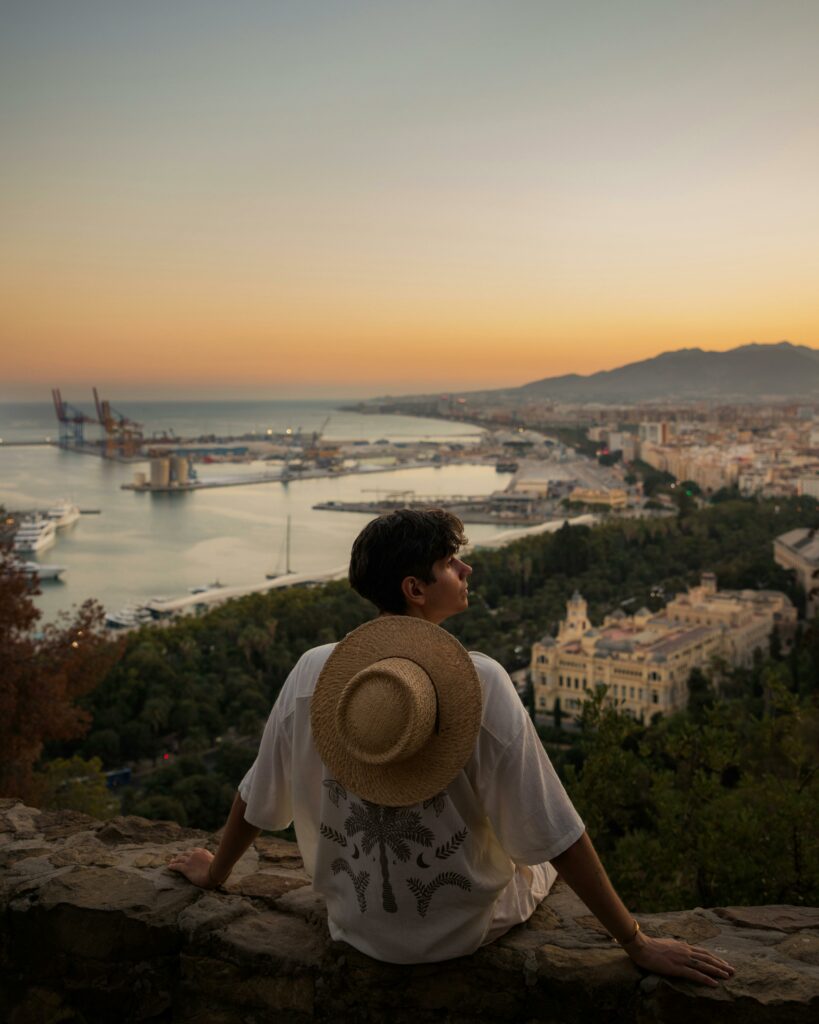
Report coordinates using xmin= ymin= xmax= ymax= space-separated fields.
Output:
xmin=143 ymin=565 xmax=349 ymax=618
xmin=313 ymin=492 xmax=559 ymax=526
xmin=121 ymin=459 xmax=445 ymax=493
xmin=466 ymin=513 xmax=600 ymax=548
xmin=122 ymin=471 xmax=285 ymax=493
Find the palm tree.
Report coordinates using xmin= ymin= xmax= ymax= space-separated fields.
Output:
xmin=344 ymin=800 xmax=434 ymax=913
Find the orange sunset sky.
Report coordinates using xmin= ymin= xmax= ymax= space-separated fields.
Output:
xmin=2 ymin=2 xmax=818 ymax=400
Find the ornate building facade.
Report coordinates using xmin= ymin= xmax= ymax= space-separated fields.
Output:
xmin=531 ymin=576 xmax=795 ymax=723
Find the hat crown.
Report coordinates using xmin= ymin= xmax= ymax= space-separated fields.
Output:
xmin=335 ymin=657 xmax=437 ymax=766
xmin=311 ymin=616 xmax=482 ymax=806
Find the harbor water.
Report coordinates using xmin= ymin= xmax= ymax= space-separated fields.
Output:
xmin=0 ymin=400 xmax=513 ymax=622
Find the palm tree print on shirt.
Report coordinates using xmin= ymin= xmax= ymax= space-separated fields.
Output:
xmin=344 ymin=800 xmax=434 ymax=913
xmin=331 ymin=858 xmax=370 ymax=913
xmin=406 ymin=872 xmax=472 ymax=917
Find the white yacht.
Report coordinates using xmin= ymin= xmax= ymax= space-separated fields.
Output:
xmin=13 ymin=517 xmax=57 ymax=554
xmin=47 ymin=500 xmax=81 ymax=530
xmin=105 ymin=603 xmax=154 ymax=630
xmin=19 ymin=560 xmax=66 ymax=581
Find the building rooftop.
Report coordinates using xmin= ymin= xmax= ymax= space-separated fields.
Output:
xmin=648 ymin=624 xmax=716 ymax=659
xmin=776 ymin=527 xmax=819 ymax=562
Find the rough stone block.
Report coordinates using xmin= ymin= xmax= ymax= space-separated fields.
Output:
xmin=0 ymin=802 xmax=817 ymax=1023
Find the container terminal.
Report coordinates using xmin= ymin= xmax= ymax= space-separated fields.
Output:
xmin=43 ymin=386 xmax=643 ymax=514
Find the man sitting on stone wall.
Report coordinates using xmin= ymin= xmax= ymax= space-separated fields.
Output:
xmin=170 ymin=509 xmax=734 ymax=984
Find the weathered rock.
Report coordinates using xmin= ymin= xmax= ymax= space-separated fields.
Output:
xmin=714 ymin=905 xmax=819 ymax=933
xmin=32 ymin=808 xmax=99 ymax=839
xmin=0 ymin=800 xmax=817 ymax=1023
xmin=777 ymin=932 xmax=819 ymax=966
xmin=236 ymin=870 xmax=310 ymax=901
xmin=97 ymin=814 xmax=203 ymax=847
xmin=254 ymin=834 xmax=307 ymax=869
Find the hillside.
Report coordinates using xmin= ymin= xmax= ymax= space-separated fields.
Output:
xmin=515 ymin=341 xmax=819 ymax=402
xmin=365 ymin=342 xmax=819 ymax=406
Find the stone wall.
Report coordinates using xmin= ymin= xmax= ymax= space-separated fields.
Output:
xmin=1 ymin=799 xmax=817 ymax=1023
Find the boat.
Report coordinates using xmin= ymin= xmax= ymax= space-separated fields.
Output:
xmin=188 ymin=580 xmax=225 ymax=595
xmin=105 ymin=603 xmax=154 ymax=630
xmin=47 ymin=500 xmax=81 ymax=529
xmin=266 ymin=516 xmax=295 ymax=579
xmin=13 ymin=517 xmax=57 ymax=554
xmin=19 ymin=560 xmax=66 ymax=581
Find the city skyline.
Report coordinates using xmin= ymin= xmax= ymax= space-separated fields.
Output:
xmin=3 ymin=1 xmax=819 ymax=400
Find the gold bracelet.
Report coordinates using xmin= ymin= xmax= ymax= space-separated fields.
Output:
xmin=613 ymin=919 xmax=641 ymax=946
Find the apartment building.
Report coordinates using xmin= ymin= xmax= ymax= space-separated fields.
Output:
xmin=638 ymin=423 xmax=819 ymax=497
xmin=638 ymin=422 xmax=670 ymax=445
xmin=606 ymin=431 xmax=637 ymax=462
xmin=799 ymin=476 xmax=819 ymax=499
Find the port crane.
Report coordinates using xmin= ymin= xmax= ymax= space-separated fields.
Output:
xmin=51 ymin=389 xmax=96 ymax=448
xmin=307 ymin=415 xmax=331 ymax=451
xmin=93 ymin=387 xmax=144 ymax=458
xmin=304 ymin=415 xmax=339 ymax=466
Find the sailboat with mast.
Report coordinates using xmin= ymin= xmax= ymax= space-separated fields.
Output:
xmin=266 ymin=515 xmax=295 ymax=580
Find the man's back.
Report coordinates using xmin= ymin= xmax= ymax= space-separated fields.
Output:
xmin=239 ymin=644 xmax=584 ymax=963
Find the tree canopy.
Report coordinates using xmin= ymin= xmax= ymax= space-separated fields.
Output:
xmin=0 ymin=547 xmax=120 ymax=801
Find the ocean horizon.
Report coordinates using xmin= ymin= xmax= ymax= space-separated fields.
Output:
xmin=0 ymin=398 xmax=477 ymax=446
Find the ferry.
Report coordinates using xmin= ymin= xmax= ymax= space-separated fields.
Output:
xmin=47 ymin=500 xmax=81 ymax=529
xmin=13 ymin=517 xmax=57 ymax=554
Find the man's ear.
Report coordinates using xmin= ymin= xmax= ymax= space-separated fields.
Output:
xmin=400 ymin=575 xmax=426 ymax=609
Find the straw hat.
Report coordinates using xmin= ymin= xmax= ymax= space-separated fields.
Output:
xmin=311 ymin=617 xmax=483 ymax=806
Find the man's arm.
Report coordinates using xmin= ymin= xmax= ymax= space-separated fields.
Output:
xmin=551 ymin=831 xmax=735 ymax=987
xmin=168 ymin=793 xmax=261 ymax=887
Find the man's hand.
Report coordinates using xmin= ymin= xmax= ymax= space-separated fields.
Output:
xmin=623 ymin=932 xmax=735 ymax=988
xmin=551 ymin=833 xmax=736 ymax=989
xmin=167 ymin=847 xmax=220 ymax=888
xmin=166 ymin=794 xmax=260 ymax=890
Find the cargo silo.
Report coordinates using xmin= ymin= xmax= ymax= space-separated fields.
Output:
xmin=171 ymin=455 xmax=190 ymax=486
xmin=150 ymin=457 xmax=171 ymax=488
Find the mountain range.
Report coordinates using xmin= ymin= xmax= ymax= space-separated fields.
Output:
xmin=465 ymin=342 xmax=819 ymax=404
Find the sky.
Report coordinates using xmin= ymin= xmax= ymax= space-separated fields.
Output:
xmin=2 ymin=0 xmax=819 ymax=400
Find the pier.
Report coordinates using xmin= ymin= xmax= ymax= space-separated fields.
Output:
xmin=142 ymin=565 xmax=349 ymax=618
xmin=122 ymin=471 xmax=285 ymax=492
xmin=313 ymin=491 xmax=559 ymax=525
xmin=121 ymin=459 xmax=449 ymax=492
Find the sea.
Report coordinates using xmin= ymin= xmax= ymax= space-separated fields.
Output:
xmin=0 ymin=400 xmax=513 ymax=623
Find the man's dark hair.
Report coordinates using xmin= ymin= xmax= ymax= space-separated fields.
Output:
xmin=349 ymin=508 xmax=468 ymax=614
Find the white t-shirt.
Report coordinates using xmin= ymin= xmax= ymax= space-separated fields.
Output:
xmin=238 ymin=644 xmax=585 ymax=964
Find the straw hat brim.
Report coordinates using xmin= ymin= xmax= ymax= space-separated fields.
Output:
xmin=311 ymin=617 xmax=483 ymax=807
